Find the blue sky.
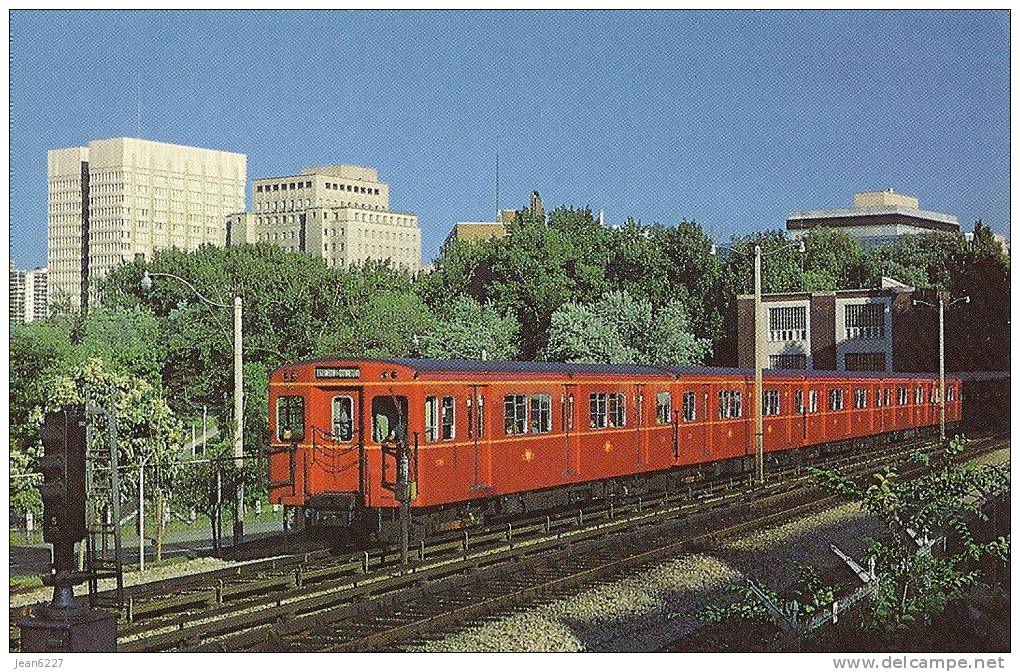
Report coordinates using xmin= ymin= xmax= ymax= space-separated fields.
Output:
xmin=9 ymin=10 xmax=1010 ymax=268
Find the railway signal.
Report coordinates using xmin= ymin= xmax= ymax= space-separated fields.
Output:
xmin=39 ymin=406 xmax=88 ymax=544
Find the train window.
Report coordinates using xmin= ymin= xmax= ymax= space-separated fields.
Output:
xmin=829 ymin=389 xmax=844 ymax=411
xmin=331 ymin=396 xmax=354 ymax=442
xmin=718 ymin=391 xmax=729 ymax=419
xmin=794 ymin=390 xmax=804 ymax=414
xmin=608 ymin=393 xmax=627 ymax=428
xmin=425 ymin=397 xmax=439 ymax=442
xmin=504 ymin=394 xmax=527 ymax=435
xmin=476 ymin=395 xmax=485 ymax=436
xmin=589 ymin=393 xmax=608 ymax=429
xmin=898 ymin=386 xmax=908 ymax=405
xmin=854 ymin=388 xmax=867 ymax=409
xmin=441 ymin=396 xmax=455 ymax=440
xmin=682 ymin=392 xmax=696 ymax=423
xmin=874 ymin=388 xmax=883 ymax=408
xmin=530 ymin=394 xmax=552 ymax=434
xmin=762 ymin=390 xmax=780 ymax=416
xmin=809 ymin=390 xmax=818 ymax=413
xmin=730 ymin=391 xmax=742 ymax=418
xmin=931 ymin=386 xmax=939 ymax=404
xmin=276 ymin=396 xmax=304 ymax=442
xmin=915 ymin=386 xmax=924 ymax=405
xmin=372 ymin=396 xmax=407 ymax=443
xmin=947 ymin=385 xmax=955 ymax=402
xmin=657 ymin=391 xmax=672 ymax=424
xmin=719 ymin=390 xmax=742 ymax=419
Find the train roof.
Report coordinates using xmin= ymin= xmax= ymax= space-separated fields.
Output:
xmin=280 ymin=356 xmax=953 ymax=381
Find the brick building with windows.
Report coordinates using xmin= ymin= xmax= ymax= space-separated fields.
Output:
xmin=737 ymin=280 xmax=941 ymax=373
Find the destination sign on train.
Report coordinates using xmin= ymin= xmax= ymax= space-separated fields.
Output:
xmin=315 ymin=366 xmax=360 ymax=379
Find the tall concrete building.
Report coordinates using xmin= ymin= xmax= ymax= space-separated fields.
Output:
xmin=9 ymin=263 xmax=48 ymax=326
xmin=227 ymin=164 xmax=420 ymax=270
xmin=48 ymin=137 xmax=246 ymax=308
xmin=786 ymin=189 xmax=959 ymax=249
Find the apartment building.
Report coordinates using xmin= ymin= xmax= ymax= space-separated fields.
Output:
xmin=228 ymin=164 xmax=420 ymax=271
xmin=48 ymin=137 xmax=246 ymax=308
xmin=9 ymin=263 xmax=48 ymax=325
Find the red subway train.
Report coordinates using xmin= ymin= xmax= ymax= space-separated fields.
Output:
xmin=267 ymin=358 xmax=961 ymax=538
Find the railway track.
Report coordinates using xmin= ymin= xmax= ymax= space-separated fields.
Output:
xmin=103 ymin=431 xmax=1005 ymax=652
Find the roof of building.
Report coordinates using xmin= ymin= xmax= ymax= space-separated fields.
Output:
xmin=786 ymin=205 xmax=959 ymax=232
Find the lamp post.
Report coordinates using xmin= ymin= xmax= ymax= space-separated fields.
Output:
xmin=712 ymin=239 xmax=805 ymax=486
xmin=912 ymin=293 xmax=969 ymax=443
xmin=141 ymin=270 xmax=245 ymax=546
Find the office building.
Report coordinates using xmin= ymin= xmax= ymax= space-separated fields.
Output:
xmin=229 ymin=164 xmax=421 ymax=270
xmin=786 ymin=190 xmax=960 ymax=249
xmin=48 ymin=137 xmax=246 ymax=308
xmin=9 ymin=263 xmax=48 ymax=325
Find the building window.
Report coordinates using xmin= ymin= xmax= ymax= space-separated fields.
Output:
xmin=845 ymin=352 xmax=886 ymax=372
xmin=768 ymin=306 xmax=807 ymax=341
xmin=854 ymin=388 xmax=868 ymax=409
xmin=769 ymin=353 xmax=807 ymax=369
xmin=656 ymin=391 xmax=672 ymax=424
xmin=608 ymin=392 xmax=626 ymax=427
xmin=276 ymin=396 xmax=304 ymax=441
xmin=504 ymin=394 xmax=527 ymax=435
xmin=530 ymin=394 xmax=552 ymax=434
xmin=829 ymin=388 xmax=845 ymax=411
xmin=762 ymin=389 xmax=780 ymax=416
xmin=844 ymin=303 xmax=885 ymax=340
xmin=683 ymin=391 xmax=697 ymax=422
xmin=589 ymin=393 xmax=607 ymax=429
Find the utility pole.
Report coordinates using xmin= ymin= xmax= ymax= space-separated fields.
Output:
xmin=138 ymin=460 xmax=145 ymax=572
xmin=753 ymin=245 xmax=764 ymax=486
xmin=233 ymin=295 xmax=244 ymax=546
xmin=938 ymin=295 xmax=946 ymax=443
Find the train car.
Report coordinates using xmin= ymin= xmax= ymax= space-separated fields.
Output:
xmin=267 ymin=357 xmax=961 ymax=538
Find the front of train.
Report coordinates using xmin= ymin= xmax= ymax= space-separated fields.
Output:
xmin=267 ymin=357 xmax=415 ymax=532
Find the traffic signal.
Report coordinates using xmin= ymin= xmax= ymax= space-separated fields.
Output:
xmin=38 ymin=406 xmax=87 ymax=544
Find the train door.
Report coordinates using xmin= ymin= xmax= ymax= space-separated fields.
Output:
xmin=562 ymin=384 xmax=579 ymax=477
xmin=634 ymin=383 xmax=649 ymax=466
xmin=300 ymin=387 xmax=364 ymax=500
xmin=468 ymin=384 xmax=491 ymax=490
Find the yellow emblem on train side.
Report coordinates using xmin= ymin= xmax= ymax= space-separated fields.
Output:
xmin=523 ymin=449 xmax=534 ymax=462
xmin=603 ymin=440 xmax=612 ymax=453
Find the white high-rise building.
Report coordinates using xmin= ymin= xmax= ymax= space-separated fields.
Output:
xmin=47 ymin=137 xmax=247 ymax=309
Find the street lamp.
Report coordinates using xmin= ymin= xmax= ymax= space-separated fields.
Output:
xmin=712 ymin=239 xmax=805 ymax=486
xmin=141 ymin=270 xmax=246 ymax=546
xmin=913 ymin=293 xmax=969 ymax=443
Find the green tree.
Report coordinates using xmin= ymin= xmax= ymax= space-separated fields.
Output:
xmin=416 ymin=296 xmax=521 ymax=360
xmin=800 ymin=227 xmax=867 ymax=290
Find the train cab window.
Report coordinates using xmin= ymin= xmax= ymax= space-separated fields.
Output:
xmin=854 ymin=388 xmax=867 ymax=409
xmin=608 ymin=393 xmax=627 ymax=427
xmin=898 ymin=386 xmax=908 ymax=405
xmin=331 ymin=396 xmax=354 ymax=442
xmin=426 ymin=396 xmax=455 ymax=441
xmin=505 ymin=394 xmax=527 ymax=435
xmin=276 ymin=396 xmax=305 ymax=442
xmin=762 ymin=389 xmax=780 ymax=416
xmin=682 ymin=391 xmax=696 ymax=423
xmin=372 ymin=396 xmax=407 ymax=444
xmin=656 ymin=391 xmax=672 ymax=424
xmin=795 ymin=390 xmax=805 ymax=414
xmin=589 ymin=393 xmax=608 ymax=429
xmin=530 ymin=394 xmax=552 ymax=434
xmin=809 ymin=390 xmax=818 ymax=413
xmin=829 ymin=388 xmax=845 ymax=411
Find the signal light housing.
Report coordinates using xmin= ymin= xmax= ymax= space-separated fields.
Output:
xmin=38 ymin=406 xmax=87 ymax=544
